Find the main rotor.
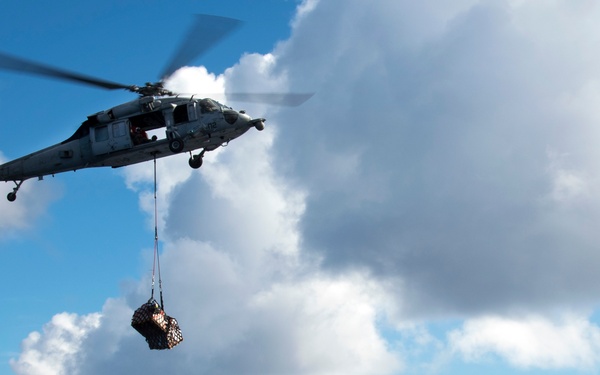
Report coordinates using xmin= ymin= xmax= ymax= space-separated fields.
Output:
xmin=0 ymin=14 xmax=312 ymax=105
xmin=128 ymin=82 xmax=174 ymax=97
xmin=0 ymin=15 xmax=241 ymax=98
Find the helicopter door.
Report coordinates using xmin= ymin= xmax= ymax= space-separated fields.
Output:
xmin=91 ymin=120 xmax=133 ymax=155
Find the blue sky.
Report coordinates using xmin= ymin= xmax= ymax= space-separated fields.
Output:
xmin=4 ymin=1 xmax=600 ymax=374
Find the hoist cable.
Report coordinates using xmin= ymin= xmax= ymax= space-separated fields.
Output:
xmin=150 ymin=154 xmax=164 ymax=309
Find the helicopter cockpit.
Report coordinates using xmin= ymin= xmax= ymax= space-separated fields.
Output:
xmin=199 ymin=98 xmax=221 ymax=113
xmin=199 ymin=98 xmax=239 ymax=125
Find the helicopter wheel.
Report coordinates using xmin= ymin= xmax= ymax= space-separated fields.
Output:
xmin=7 ymin=192 xmax=16 ymax=202
xmin=255 ymin=121 xmax=265 ymax=131
xmin=169 ymin=138 xmax=184 ymax=153
xmin=189 ymin=155 xmax=203 ymax=169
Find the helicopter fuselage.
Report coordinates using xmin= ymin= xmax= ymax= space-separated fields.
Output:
xmin=0 ymin=95 xmax=264 ymax=200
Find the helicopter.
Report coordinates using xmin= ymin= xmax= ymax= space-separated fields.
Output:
xmin=0 ymin=15 xmax=311 ymax=202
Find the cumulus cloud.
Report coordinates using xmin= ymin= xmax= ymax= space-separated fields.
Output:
xmin=10 ymin=312 xmax=101 ymax=375
xmin=0 ymin=152 xmax=62 ymax=237
xmin=268 ymin=0 xmax=600 ymax=317
xmin=165 ymin=65 xmax=226 ymax=101
xmin=449 ymin=314 xmax=600 ymax=370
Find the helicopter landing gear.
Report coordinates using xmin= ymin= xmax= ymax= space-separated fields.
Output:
xmin=169 ymin=137 xmax=184 ymax=153
xmin=188 ymin=150 xmax=205 ymax=169
xmin=7 ymin=180 xmax=24 ymax=202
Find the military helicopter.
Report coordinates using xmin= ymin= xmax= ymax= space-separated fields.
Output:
xmin=0 ymin=15 xmax=311 ymax=202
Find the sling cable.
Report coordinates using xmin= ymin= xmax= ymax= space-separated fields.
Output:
xmin=131 ymin=154 xmax=183 ymax=350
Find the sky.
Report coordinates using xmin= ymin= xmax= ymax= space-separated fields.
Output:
xmin=3 ymin=0 xmax=600 ymax=374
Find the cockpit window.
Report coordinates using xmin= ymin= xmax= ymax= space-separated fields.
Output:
xmin=199 ymin=99 xmax=220 ymax=114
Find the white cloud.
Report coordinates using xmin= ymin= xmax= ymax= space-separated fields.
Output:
xmin=0 ymin=152 xmax=62 ymax=237
xmin=449 ymin=314 xmax=600 ymax=370
xmin=10 ymin=312 xmax=101 ymax=375
xmin=266 ymin=0 xmax=600 ymax=317
xmin=164 ymin=65 xmax=226 ymax=101
xmin=545 ymin=149 xmax=590 ymax=205
xmin=243 ymin=274 xmax=402 ymax=375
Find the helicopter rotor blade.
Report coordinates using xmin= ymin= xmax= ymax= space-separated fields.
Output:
xmin=225 ymin=93 xmax=314 ymax=107
xmin=160 ymin=14 xmax=243 ymax=80
xmin=0 ymin=52 xmax=133 ymax=91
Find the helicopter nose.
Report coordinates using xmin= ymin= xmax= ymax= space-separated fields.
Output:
xmin=249 ymin=118 xmax=265 ymax=131
xmin=238 ymin=111 xmax=251 ymax=123
xmin=226 ymin=110 xmax=264 ymax=130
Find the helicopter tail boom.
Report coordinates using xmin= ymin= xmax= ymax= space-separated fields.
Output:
xmin=0 ymin=139 xmax=82 ymax=182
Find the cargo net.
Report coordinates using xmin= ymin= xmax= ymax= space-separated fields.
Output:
xmin=131 ymin=299 xmax=183 ymax=350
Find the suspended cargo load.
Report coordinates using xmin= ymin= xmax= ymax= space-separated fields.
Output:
xmin=131 ymin=157 xmax=183 ymax=350
xmin=132 ymin=299 xmax=183 ymax=350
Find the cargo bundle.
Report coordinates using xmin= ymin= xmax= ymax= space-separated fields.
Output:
xmin=132 ymin=299 xmax=183 ymax=349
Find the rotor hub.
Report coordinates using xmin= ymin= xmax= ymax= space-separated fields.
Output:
xmin=129 ymin=82 xmax=174 ymax=97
